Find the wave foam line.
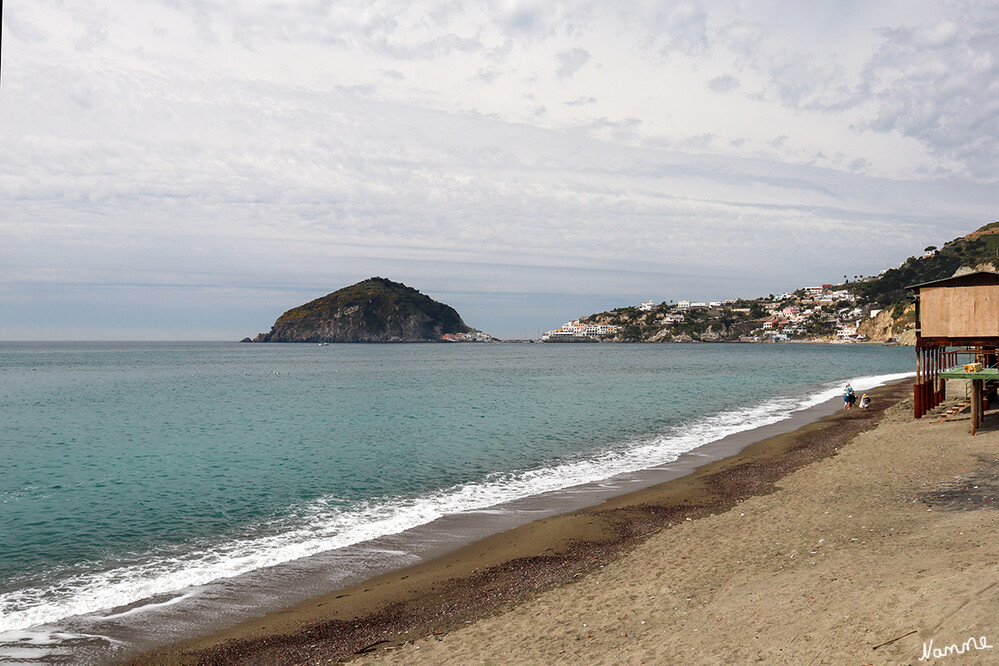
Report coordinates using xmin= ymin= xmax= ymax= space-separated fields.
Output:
xmin=0 ymin=371 xmax=912 ymax=633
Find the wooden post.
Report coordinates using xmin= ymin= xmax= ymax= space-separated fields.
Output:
xmin=937 ymin=350 xmax=944 ymax=404
xmin=924 ymin=348 xmax=930 ymax=415
xmin=977 ymin=379 xmax=983 ymax=434
xmin=914 ymin=347 xmax=923 ymax=418
xmin=924 ymin=348 xmax=930 ymax=411
xmin=922 ymin=347 xmax=930 ymax=416
xmin=933 ymin=348 xmax=940 ymax=407
xmin=970 ymin=380 xmax=976 ymax=436
xmin=938 ymin=349 xmax=944 ymax=404
xmin=930 ymin=348 xmax=935 ymax=409
xmin=929 ymin=348 xmax=936 ymax=408
xmin=920 ymin=347 xmax=927 ymax=417
xmin=971 ymin=379 xmax=982 ymax=436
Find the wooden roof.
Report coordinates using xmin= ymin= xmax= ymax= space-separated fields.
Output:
xmin=906 ymin=271 xmax=999 ymax=291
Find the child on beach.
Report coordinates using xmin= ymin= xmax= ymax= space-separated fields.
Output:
xmin=860 ymin=394 xmax=871 ymax=409
xmin=844 ymin=385 xmax=856 ymax=409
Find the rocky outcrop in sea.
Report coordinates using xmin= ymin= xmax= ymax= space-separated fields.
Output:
xmin=247 ymin=277 xmax=473 ymax=343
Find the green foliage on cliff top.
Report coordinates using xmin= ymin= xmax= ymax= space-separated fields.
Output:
xmin=275 ymin=277 xmax=469 ymax=335
xmin=847 ymin=222 xmax=999 ymax=306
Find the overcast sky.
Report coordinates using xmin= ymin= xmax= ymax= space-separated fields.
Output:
xmin=2 ymin=0 xmax=999 ymax=340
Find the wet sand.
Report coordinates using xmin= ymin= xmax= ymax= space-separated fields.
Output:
xmin=126 ymin=378 xmax=989 ymax=665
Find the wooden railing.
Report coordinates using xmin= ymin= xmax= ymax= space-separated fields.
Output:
xmin=939 ymin=348 xmax=998 ymax=371
xmin=916 ymin=346 xmax=999 ymax=419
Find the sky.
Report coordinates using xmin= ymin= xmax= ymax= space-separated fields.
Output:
xmin=2 ymin=1 xmax=999 ymax=340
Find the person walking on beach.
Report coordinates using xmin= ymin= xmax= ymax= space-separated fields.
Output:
xmin=844 ymin=384 xmax=857 ymax=409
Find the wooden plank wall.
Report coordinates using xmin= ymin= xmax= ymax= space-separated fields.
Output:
xmin=920 ymin=285 xmax=999 ymax=338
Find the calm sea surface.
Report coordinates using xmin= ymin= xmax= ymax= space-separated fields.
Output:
xmin=0 ymin=341 xmax=911 ymax=660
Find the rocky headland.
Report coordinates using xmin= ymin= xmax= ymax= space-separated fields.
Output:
xmin=247 ymin=277 xmax=474 ymax=343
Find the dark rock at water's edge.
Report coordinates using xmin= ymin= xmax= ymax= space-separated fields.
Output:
xmin=248 ymin=277 xmax=475 ymax=343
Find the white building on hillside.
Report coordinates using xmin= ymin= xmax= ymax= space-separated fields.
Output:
xmin=837 ymin=325 xmax=859 ymax=338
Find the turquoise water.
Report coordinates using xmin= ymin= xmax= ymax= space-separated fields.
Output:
xmin=0 ymin=342 xmax=911 ymax=644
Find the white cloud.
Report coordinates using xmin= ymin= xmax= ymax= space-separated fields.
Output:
xmin=556 ymin=47 xmax=590 ymax=78
xmin=707 ymin=75 xmax=739 ymax=93
xmin=1 ymin=0 xmax=999 ymax=339
xmin=859 ymin=11 xmax=999 ymax=178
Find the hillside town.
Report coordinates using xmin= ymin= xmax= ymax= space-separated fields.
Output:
xmin=542 ymin=282 xmax=912 ymax=344
xmin=518 ymin=223 xmax=999 ymax=344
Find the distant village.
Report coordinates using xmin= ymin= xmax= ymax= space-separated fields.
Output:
xmin=441 ymin=331 xmax=498 ymax=342
xmin=541 ymin=283 xmax=896 ymax=343
xmin=425 ymin=224 xmax=999 ymax=344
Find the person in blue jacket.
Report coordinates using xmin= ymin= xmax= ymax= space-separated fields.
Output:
xmin=844 ymin=384 xmax=857 ymax=409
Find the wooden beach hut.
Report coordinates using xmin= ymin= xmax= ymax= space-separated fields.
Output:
xmin=907 ymin=271 xmax=999 ymax=433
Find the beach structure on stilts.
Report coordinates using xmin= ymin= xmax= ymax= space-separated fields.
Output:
xmin=908 ymin=271 xmax=999 ymax=434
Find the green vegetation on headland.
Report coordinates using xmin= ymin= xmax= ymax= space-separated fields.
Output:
xmin=849 ymin=222 xmax=999 ymax=306
xmin=247 ymin=277 xmax=478 ymax=343
xmin=565 ymin=221 xmax=999 ymax=344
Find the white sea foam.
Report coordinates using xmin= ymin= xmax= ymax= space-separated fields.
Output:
xmin=0 ymin=371 xmax=912 ymax=634
xmin=98 ymin=592 xmax=193 ymax=620
xmin=0 ymin=629 xmax=117 ymax=664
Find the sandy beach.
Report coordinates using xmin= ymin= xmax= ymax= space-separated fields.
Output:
xmin=133 ymin=380 xmax=999 ymax=665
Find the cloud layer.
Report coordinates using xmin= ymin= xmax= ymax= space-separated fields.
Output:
xmin=2 ymin=0 xmax=999 ymax=338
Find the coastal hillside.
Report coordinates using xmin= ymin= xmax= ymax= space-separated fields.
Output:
xmin=249 ymin=277 xmax=476 ymax=343
xmin=553 ymin=220 xmax=999 ymax=344
xmin=846 ymin=222 xmax=999 ymax=306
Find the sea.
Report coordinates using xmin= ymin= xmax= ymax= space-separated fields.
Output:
xmin=0 ymin=341 xmax=912 ymax=663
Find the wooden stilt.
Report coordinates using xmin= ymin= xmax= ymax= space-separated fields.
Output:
xmin=914 ymin=347 xmax=923 ymax=418
xmin=922 ymin=347 xmax=929 ymax=416
xmin=929 ymin=348 xmax=934 ymax=409
xmin=938 ymin=349 xmax=945 ymax=404
xmin=925 ymin=350 xmax=930 ymax=414
xmin=928 ymin=348 xmax=935 ymax=408
xmin=933 ymin=348 xmax=939 ymax=407
xmin=933 ymin=348 xmax=940 ymax=407
xmin=971 ymin=379 xmax=982 ymax=436
xmin=977 ymin=379 xmax=983 ymax=434
xmin=937 ymin=347 xmax=947 ymax=403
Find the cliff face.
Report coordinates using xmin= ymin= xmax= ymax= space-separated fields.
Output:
xmin=250 ymin=277 xmax=473 ymax=343
xmin=857 ymin=303 xmax=916 ymax=343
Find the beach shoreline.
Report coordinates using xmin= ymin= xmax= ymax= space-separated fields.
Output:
xmin=130 ymin=380 xmax=914 ymax=665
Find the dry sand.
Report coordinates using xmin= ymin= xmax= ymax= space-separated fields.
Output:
xmin=135 ymin=381 xmax=999 ymax=665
